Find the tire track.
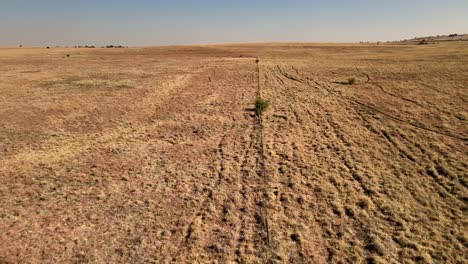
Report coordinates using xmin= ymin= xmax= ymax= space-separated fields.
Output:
xmin=176 ymin=134 xmax=227 ymax=254
xmin=313 ymin=79 xmax=467 ymax=141
xmin=261 ymin=64 xmax=328 ymax=262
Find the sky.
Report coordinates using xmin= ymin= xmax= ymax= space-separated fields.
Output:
xmin=1 ymin=0 xmax=467 ymax=46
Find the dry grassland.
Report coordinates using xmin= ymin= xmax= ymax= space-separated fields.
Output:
xmin=0 ymin=42 xmax=467 ymax=263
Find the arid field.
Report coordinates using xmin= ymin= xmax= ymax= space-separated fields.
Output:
xmin=0 ymin=42 xmax=467 ymax=263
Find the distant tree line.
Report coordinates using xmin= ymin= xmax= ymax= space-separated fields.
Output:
xmin=74 ymin=45 xmax=96 ymax=48
xmin=17 ymin=44 xmax=129 ymax=48
xmin=102 ymin=45 xmax=127 ymax=48
xmin=73 ymin=45 xmax=127 ymax=48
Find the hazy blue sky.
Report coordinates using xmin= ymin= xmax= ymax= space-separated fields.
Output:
xmin=1 ymin=0 xmax=467 ymax=46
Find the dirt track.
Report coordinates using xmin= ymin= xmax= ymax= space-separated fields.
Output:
xmin=0 ymin=43 xmax=467 ymax=263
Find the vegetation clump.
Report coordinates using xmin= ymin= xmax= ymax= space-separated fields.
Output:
xmin=254 ymin=97 xmax=269 ymax=116
xmin=418 ymin=39 xmax=428 ymax=45
xmin=347 ymin=77 xmax=356 ymax=85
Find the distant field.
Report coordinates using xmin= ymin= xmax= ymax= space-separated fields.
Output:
xmin=0 ymin=42 xmax=467 ymax=263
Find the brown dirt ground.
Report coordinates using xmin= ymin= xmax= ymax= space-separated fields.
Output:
xmin=0 ymin=43 xmax=467 ymax=263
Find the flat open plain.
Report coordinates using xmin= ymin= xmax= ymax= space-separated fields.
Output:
xmin=0 ymin=42 xmax=467 ymax=263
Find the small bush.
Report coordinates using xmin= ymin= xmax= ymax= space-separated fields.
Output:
xmin=348 ymin=77 xmax=356 ymax=85
xmin=254 ymin=97 xmax=269 ymax=116
xmin=418 ymin=40 xmax=428 ymax=45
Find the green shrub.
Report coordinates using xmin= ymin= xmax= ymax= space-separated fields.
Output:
xmin=254 ymin=97 xmax=269 ymax=116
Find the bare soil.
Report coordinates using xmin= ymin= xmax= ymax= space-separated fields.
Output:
xmin=0 ymin=43 xmax=467 ymax=263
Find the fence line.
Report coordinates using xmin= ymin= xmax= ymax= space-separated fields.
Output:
xmin=255 ymin=57 xmax=271 ymax=259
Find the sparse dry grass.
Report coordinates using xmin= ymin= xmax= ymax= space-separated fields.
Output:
xmin=0 ymin=42 xmax=467 ymax=263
